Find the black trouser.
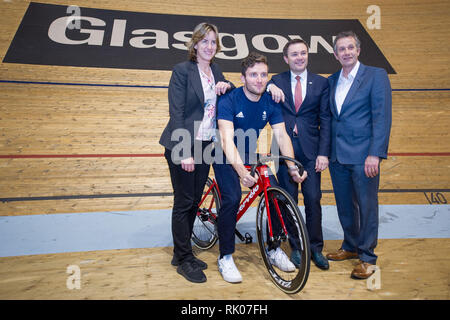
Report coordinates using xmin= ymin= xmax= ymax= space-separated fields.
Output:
xmin=164 ymin=141 xmax=212 ymax=263
xmin=276 ymin=138 xmax=324 ymax=253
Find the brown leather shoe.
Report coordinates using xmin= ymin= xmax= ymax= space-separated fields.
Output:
xmin=351 ymin=260 xmax=375 ymax=279
xmin=326 ymin=249 xmax=358 ymax=261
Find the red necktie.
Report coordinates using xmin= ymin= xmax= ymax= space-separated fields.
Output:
xmin=294 ymin=75 xmax=302 ymax=134
xmin=294 ymin=75 xmax=302 ymax=112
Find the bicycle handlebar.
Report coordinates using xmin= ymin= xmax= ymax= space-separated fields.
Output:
xmin=249 ymin=155 xmax=304 ymax=177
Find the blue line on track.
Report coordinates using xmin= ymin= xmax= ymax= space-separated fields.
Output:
xmin=1 ymin=79 xmax=450 ymax=91
xmin=1 ymin=189 xmax=449 ymax=203
xmin=0 ymin=79 xmax=167 ymax=89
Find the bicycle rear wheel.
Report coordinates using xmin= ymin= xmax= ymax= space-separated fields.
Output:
xmin=256 ymin=186 xmax=310 ymax=294
xmin=192 ymin=177 xmax=220 ymax=250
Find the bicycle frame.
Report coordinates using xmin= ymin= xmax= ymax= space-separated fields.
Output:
xmin=198 ymin=178 xmax=221 ymax=217
xmin=194 ymin=155 xmax=310 ymax=294
xmin=198 ymin=164 xmax=290 ymax=242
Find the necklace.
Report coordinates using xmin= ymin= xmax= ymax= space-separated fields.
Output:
xmin=199 ymin=66 xmax=214 ymax=91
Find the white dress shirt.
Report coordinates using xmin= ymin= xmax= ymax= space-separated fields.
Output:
xmin=335 ymin=61 xmax=360 ymax=115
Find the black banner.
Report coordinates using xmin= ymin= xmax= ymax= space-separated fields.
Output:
xmin=3 ymin=2 xmax=395 ymax=74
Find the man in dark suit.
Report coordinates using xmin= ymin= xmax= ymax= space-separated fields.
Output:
xmin=268 ymin=39 xmax=331 ymax=270
xmin=326 ymin=31 xmax=392 ymax=279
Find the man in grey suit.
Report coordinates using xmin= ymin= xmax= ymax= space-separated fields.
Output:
xmin=326 ymin=31 xmax=392 ymax=279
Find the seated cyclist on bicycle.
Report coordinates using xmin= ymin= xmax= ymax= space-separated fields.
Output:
xmin=213 ymin=52 xmax=308 ymax=283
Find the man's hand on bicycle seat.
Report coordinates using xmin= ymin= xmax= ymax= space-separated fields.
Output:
xmin=289 ymin=166 xmax=307 ymax=184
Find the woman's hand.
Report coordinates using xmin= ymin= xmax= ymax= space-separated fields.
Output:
xmin=215 ymin=81 xmax=231 ymax=96
xmin=181 ymin=157 xmax=195 ymax=172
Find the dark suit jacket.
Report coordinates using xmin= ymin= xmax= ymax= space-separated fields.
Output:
xmin=270 ymin=71 xmax=331 ymax=161
xmin=159 ymin=60 xmax=233 ymax=156
xmin=328 ymin=63 xmax=392 ymax=164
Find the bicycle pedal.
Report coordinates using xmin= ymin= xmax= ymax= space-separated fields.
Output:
xmin=244 ymin=233 xmax=253 ymax=244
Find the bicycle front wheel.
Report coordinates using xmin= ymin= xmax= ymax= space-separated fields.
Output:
xmin=192 ymin=177 xmax=220 ymax=250
xmin=256 ymin=186 xmax=310 ymax=294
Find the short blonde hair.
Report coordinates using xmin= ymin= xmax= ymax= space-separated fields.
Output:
xmin=186 ymin=22 xmax=221 ymax=62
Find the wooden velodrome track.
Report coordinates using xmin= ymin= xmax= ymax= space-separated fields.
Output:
xmin=0 ymin=0 xmax=449 ymax=300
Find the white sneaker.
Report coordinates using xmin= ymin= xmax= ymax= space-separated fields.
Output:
xmin=268 ymin=247 xmax=296 ymax=272
xmin=218 ymin=254 xmax=242 ymax=283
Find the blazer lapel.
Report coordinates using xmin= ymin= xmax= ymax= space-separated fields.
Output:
xmin=301 ymin=73 xmax=313 ymax=111
xmin=340 ymin=63 xmax=366 ymax=114
xmin=189 ymin=62 xmax=204 ymax=104
xmin=211 ymin=63 xmax=223 ymax=84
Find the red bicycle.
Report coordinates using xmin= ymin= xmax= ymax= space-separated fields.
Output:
xmin=192 ymin=155 xmax=310 ymax=294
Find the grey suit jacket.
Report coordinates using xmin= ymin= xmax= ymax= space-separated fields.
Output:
xmin=159 ymin=60 xmax=232 ymax=157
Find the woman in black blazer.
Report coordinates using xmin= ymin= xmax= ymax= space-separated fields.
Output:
xmin=159 ymin=22 xmax=233 ymax=283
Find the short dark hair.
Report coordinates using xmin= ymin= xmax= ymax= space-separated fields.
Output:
xmin=333 ymin=31 xmax=361 ymax=53
xmin=282 ymin=39 xmax=309 ymax=57
xmin=241 ymin=52 xmax=268 ymax=75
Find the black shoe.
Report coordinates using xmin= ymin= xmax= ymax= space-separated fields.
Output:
xmin=311 ymin=251 xmax=329 ymax=270
xmin=171 ymin=256 xmax=208 ymax=270
xmin=177 ymin=260 xmax=207 ymax=283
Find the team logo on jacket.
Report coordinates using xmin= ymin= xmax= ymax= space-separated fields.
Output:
xmin=262 ymin=111 xmax=267 ymax=121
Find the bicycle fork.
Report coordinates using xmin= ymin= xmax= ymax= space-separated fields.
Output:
xmin=263 ymin=188 xmax=289 ymax=243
